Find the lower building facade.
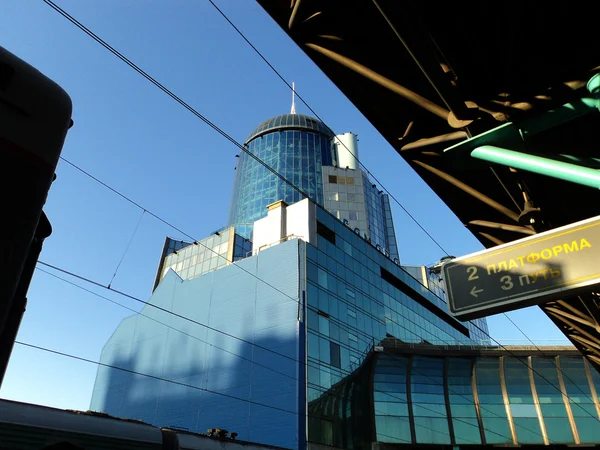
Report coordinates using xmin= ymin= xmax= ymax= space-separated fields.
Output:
xmin=308 ymin=341 xmax=600 ymax=448
xmin=91 ymin=200 xmax=600 ymax=450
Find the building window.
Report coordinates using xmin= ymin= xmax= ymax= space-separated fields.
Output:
xmin=504 ymin=357 xmax=543 ymax=444
xmin=329 ymin=175 xmax=337 ymax=183
xmin=317 ymin=221 xmax=336 ymax=245
xmin=318 ymin=268 xmax=328 ymax=289
xmin=328 ymin=192 xmax=339 ymax=201
xmin=476 ymin=358 xmax=512 ymax=444
xmin=330 ymin=342 xmax=341 ymax=368
xmin=412 ymin=356 xmax=450 ymax=444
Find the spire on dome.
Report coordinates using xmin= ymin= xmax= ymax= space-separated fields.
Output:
xmin=290 ymin=81 xmax=297 ymax=114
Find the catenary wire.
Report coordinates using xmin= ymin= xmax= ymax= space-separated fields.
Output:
xmin=36 ymin=262 xmax=540 ymax=443
xmin=41 ymin=164 xmax=594 ymax=433
xmin=206 ymin=0 xmax=449 ymax=256
xmin=35 ymin=266 xmax=299 ymax=384
xmin=205 ymin=1 xmax=600 ymax=420
xmin=108 ymin=209 xmax=145 ymax=288
xmin=58 ymin=157 xmax=300 ymax=306
xmin=46 ymin=0 xmax=448 ymax=260
xmin=42 ymin=0 xmax=312 ymax=203
xmin=201 ymin=0 xmax=600 ymax=418
xmin=43 ymin=0 xmax=454 ymax=323
xmin=201 ymin=5 xmax=593 ymax=412
xmin=13 ymin=337 xmax=495 ymax=444
xmin=42 ymin=4 xmax=466 ymax=364
xmin=467 ymin=318 xmax=600 ymax=422
xmin=41 ymin=0 xmax=599 ymax=427
xmin=63 ymin=152 xmax=458 ymax=357
xmin=37 ymin=264 xmax=377 ymax=385
xmin=37 ymin=264 xmax=388 ymax=392
xmin=38 ymin=260 xmax=299 ymax=365
xmin=40 ymin=257 xmax=469 ymax=376
xmin=14 ymin=339 xmax=472 ymax=445
xmin=14 ymin=340 xmax=298 ymax=416
xmin=43 ymin=0 xmax=319 ymax=305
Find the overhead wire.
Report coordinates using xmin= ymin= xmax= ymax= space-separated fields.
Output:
xmin=36 ymin=261 xmax=540 ymax=444
xmin=40 ymin=258 xmax=470 ymax=378
xmin=43 ymin=0 xmax=317 ymax=305
xmin=38 ymin=260 xmax=298 ymax=364
xmin=40 ymin=0 xmax=600 ymax=430
xmin=31 ymin=266 xmax=490 ymax=444
xmin=502 ymin=311 xmax=598 ymax=405
xmin=14 ymin=340 xmax=298 ymax=415
xmin=36 ymin=266 xmax=299 ymax=383
xmin=58 ymin=157 xmax=300 ymax=305
xmin=42 ymin=0 xmax=457 ymax=334
xmin=15 ymin=338 xmax=471 ymax=444
xmin=203 ymin=1 xmax=600 ymax=421
xmin=467 ymin=318 xmax=600 ymax=422
xmin=42 ymin=0 xmax=469 ymax=350
xmin=108 ymin=208 xmax=145 ymax=288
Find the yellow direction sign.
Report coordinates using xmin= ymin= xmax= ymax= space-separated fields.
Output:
xmin=443 ymin=215 xmax=600 ymax=320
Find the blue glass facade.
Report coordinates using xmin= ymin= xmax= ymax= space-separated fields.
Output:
xmin=93 ymin=202 xmax=600 ymax=450
xmin=156 ymin=228 xmax=252 ymax=284
xmin=311 ymin=345 xmax=600 ymax=448
xmin=228 ymin=114 xmax=333 ymax=238
xmin=362 ymin=173 xmax=399 ymax=262
xmin=152 ymin=237 xmax=192 ymax=290
xmin=322 ymin=167 xmax=400 ymax=262
xmin=91 ymin=240 xmax=303 ymax=449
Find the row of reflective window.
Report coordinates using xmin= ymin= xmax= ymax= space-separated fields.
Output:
xmin=162 ymin=229 xmax=234 ymax=281
xmin=374 ymin=354 xmax=600 ymax=445
xmin=306 ymin=207 xmax=497 ymax=448
xmin=308 ymin=353 xmax=600 ymax=448
xmin=229 ymin=130 xmax=331 ymax=232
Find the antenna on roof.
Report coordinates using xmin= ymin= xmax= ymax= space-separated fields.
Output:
xmin=290 ymin=81 xmax=297 ymax=114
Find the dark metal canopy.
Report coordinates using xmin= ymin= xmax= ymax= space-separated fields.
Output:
xmin=256 ymin=0 xmax=600 ymax=370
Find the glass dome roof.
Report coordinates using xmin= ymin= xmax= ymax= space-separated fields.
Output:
xmin=245 ymin=113 xmax=333 ymax=144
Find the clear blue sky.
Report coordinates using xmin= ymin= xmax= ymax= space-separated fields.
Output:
xmin=0 ymin=0 xmax=570 ymax=412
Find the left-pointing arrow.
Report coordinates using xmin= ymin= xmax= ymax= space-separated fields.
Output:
xmin=470 ymin=286 xmax=483 ymax=297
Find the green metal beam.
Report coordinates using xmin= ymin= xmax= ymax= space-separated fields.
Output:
xmin=471 ymin=146 xmax=600 ymax=189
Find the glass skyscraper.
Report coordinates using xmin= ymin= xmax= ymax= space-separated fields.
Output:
xmin=228 ymin=113 xmax=333 ymax=239
xmin=90 ymin=110 xmax=600 ymax=450
xmin=91 ymin=198 xmax=600 ymax=450
xmin=228 ymin=113 xmax=399 ymax=261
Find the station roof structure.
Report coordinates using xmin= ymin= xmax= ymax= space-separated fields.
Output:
xmin=256 ymin=0 xmax=600 ymax=370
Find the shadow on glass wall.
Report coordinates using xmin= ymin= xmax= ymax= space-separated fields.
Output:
xmin=90 ymin=329 xmax=300 ymax=449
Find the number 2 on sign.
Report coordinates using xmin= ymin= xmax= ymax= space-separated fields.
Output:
xmin=467 ymin=266 xmax=479 ymax=281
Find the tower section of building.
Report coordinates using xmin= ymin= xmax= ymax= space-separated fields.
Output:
xmin=228 ymin=113 xmax=334 ymax=239
xmin=323 ymin=132 xmax=400 ymax=262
